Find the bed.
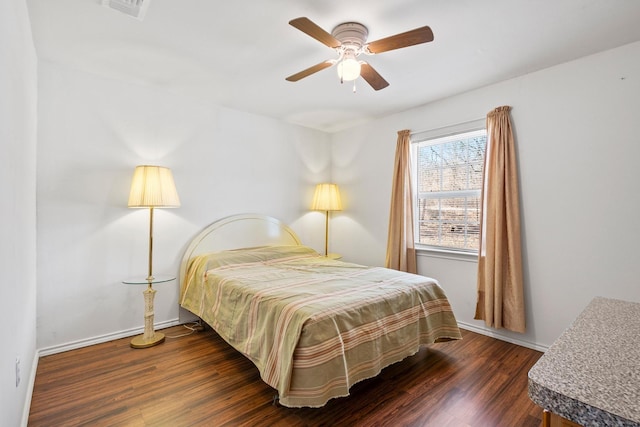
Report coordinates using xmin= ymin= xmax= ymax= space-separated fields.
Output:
xmin=179 ymin=214 xmax=462 ymax=408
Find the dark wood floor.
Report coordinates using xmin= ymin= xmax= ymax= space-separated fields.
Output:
xmin=29 ymin=325 xmax=543 ymax=426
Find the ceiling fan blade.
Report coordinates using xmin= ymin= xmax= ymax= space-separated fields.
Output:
xmin=286 ymin=60 xmax=335 ymax=82
xmin=366 ymin=26 xmax=434 ymax=54
xmin=360 ymin=63 xmax=389 ymax=91
xmin=289 ymin=17 xmax=341 ymax=49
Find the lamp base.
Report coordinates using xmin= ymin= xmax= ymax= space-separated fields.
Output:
xmin=130 ymin=332 xmax=165 ymax=349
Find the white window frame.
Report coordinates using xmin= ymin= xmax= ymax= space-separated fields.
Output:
xmin=411 ymin=119 xmax=487 ymax=256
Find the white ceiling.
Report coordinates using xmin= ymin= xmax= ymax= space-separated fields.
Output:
xmin=26 ymin=0 xmax=640 ymax=133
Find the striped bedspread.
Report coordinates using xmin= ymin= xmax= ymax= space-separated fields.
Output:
xmin=180 ymin=245 xmax=461 ymax=407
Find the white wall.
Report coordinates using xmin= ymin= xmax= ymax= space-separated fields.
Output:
xmin=331 ymin=41 xmax=640 ymax=349
xmin=0 ymin=0 xmax=38 ymax=425
xmin=36 ymin=62 xmax=331 ymax=351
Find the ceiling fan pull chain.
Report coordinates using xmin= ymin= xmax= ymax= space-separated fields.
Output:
xmin=353 ymin=80 xmax=357 ymax=93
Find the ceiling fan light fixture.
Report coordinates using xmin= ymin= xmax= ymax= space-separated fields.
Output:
xmin=337 ymin=51 xmax=361 ymax=82
xmin=287 ymin=17 xmax=433 ymax=91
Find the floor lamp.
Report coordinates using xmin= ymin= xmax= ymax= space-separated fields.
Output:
xmin=127 ymin=165 xmax=180 ymax=348
xmin=311 ymin=183 xmax=342 ymax=256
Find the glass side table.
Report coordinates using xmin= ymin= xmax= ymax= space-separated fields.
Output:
xmin=123 ymin=275 xmax=175 ymax=349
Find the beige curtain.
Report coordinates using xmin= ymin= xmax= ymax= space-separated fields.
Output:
xmin=475 ymin=106 xmax=525 ymax=333
xmin=385 ymin=129 xmax=417 ymax=273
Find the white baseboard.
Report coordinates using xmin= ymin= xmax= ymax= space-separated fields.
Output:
xmin=458 ymin=321 xmax=549 ymax=353
xmin=38 ymin=318 xmax=181 ymax=357
xmin=20 ymin=351 xmax=39 ymax=427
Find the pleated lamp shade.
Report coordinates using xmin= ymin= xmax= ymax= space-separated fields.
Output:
xmin=128 ymin=165 xmax=181 ymax=208
xmin=311 ymin=183 xmax=342 ymax=211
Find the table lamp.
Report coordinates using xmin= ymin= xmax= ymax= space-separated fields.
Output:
xmin=311 ymin=183 xmax=342 ymax=256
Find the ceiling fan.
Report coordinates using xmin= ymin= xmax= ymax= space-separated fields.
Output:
xmin=286 ymin=17 xmax=434 ymax=91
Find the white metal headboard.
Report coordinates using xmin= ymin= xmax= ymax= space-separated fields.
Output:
xmin=179 ymin=214 xmax=301 ymax=296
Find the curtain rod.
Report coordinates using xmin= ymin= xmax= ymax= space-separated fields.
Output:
xmin=409 ymin=116 xmax=485 ymax=136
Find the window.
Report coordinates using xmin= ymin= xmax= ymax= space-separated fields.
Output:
xmin=412 ymin=126 xmax=487 ymax=252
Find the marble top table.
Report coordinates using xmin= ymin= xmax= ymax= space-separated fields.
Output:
xmin=528 ymin=297 xmax=640 ymax=426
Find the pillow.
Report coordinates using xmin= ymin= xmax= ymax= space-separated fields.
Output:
xmin=192 ymin=244 xmax=320 ymax=271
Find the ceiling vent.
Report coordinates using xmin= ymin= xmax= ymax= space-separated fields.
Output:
xmin=101 ymin=0 xmax=151 ymax=21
